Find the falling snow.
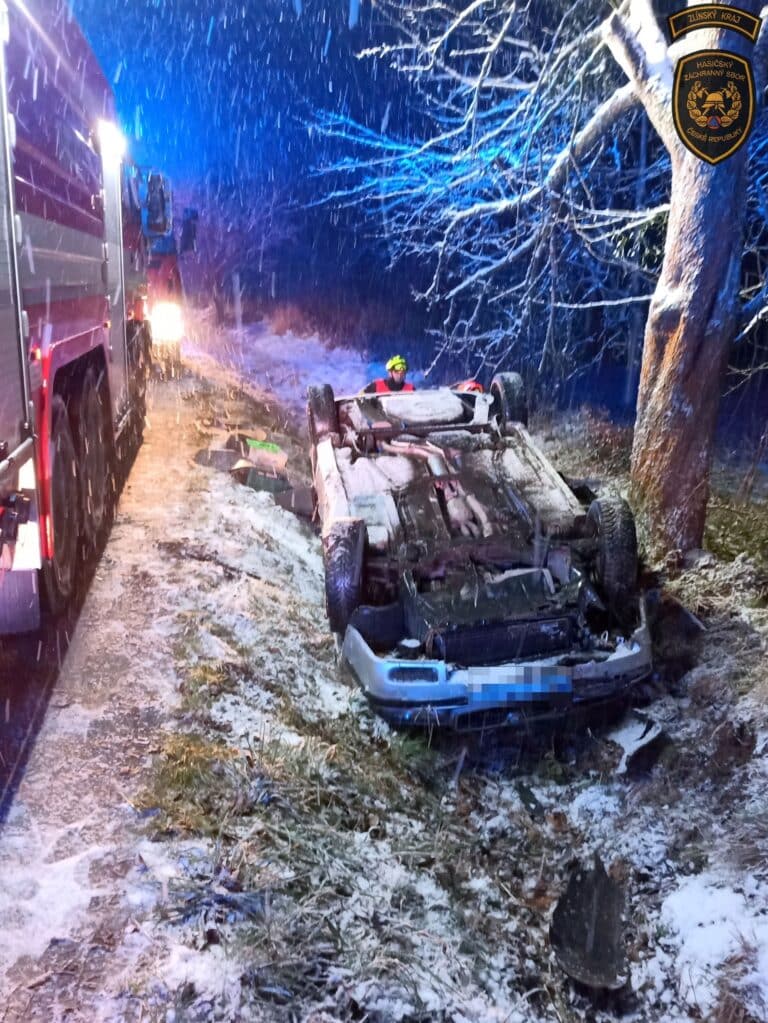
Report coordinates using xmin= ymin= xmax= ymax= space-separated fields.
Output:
xmin=1 ymin=0 xmax=768 ymax=1018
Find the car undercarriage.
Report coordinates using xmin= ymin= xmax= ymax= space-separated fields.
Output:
xmin=309 ymin=378 xmax=652 ymax=729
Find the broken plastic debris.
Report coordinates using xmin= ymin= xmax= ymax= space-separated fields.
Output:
xmin=274 ymin=485 xmax=314 ymax=519
xmin=240 ymin=470 xmax=291 ymax=495
xmin=225 ymin=432 xmax=289 ymax=474
xmin=229 ymin=458 xmax=255 ymax=480
xmin=245 ymin=440 xmax=289 ymax=474
xmin=549 ymin=854 xmax=627 ymax=990
xmin=224 ymin=431 xmax=290 ymax=474
xmin=609 ymin=710 xmax=668 ymax=775
xmin=224 ymin=429 xmax=268 ymax=451
xmin=194 ymin=448 xmax=241 ymax=471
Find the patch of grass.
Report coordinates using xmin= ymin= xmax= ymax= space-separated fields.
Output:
xmin=139 ymin=733 xmax=269 ymax=837
xmin=206 ymin=621 xmax=253 ymax=660
xmin=276 ymin=693 xmax=447 ymax=813
xmin=180 ymin=660 xmax=240 ymax=714
xmin=171 ymin=611 xmax=205 ymax=663
xmin=256 ymin=726 xmax=441 ymax=839
xmin=534 ymin=406 xmax=632 ymax=485
xmin=725 ymin=809 xmax=768 ymax=876
xmin=666 ymin=557 xmax=768 ymax=622
xmin=581 ymin=408 xmax=634 ymax=474
xmin=705 ymin=493 xmax=768 ymax=571
xmin=713 ymin=939 xmax=767 ymax=1023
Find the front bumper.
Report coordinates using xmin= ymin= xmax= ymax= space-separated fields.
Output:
xmin=341 ymin=607 xmax=653 ymax=730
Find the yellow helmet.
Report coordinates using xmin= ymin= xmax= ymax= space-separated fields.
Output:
xmin=386 ymin=355 xmax=407 ymax=373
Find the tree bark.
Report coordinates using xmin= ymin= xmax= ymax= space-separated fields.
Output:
xmin=605 ymin=0 xmax=765 ymax=554
xmin=629 ymin=151 xmax=747 ymax=553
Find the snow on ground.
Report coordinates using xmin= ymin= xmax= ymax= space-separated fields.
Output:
xmin=657 ymin=873 xmax=768 ymax=1014
xmin=185 ymin=311 xmax=426 ymax=418
xmin=169 ymin=322 xmax=768 ymax=1021
xmin=1 ymin=317 xmax=767 ymax=1022
xmin=0 ymin=802 xmax=107 ymax=965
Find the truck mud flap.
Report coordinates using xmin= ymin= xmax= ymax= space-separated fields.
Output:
xmin=0 ymin=570 xmax=40 ymax=633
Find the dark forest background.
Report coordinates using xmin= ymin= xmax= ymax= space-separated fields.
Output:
xmin=74 ymin=0 xmax=768 ymax=444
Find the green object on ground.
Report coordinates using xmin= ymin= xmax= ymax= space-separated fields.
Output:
xmin=246 ymin=439 xmax=281 ymax=454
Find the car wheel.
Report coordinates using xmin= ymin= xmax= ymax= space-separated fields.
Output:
xmin=307 ymin=384 xmax=339 ymax=444
xmin=41 ymin=396 xmax=81 ymax=614
xmin=323 ymin=518 xmax=365 ymax=634
xmin=586 ymin=497 xmax=638 ymax=615
xmin=490 ymin=372 xmax=529 ymax=428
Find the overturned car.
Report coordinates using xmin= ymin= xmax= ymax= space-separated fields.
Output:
xmin=308 ymin=376 xmax=652 ymax=730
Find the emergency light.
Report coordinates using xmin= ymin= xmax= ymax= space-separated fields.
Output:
xmin=96 ymin=119 xmax=126 ymax=164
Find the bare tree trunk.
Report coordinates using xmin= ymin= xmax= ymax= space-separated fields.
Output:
xmin=630 ymin=151 xmax=747 ymax=553
xmin=603 ymin=0 xmax=765 ymax=555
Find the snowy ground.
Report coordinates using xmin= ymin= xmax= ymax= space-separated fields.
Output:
xmin=0 ymin=318 xmax=766 ymax=1021
xmin=184 ymin=309 xmax=427 ymax=419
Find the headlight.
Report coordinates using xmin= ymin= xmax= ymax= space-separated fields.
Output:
xmin=150 ymin=301 xmax=184 ymax=344
xmin=96 ymin=119 xmax=126 ymax=165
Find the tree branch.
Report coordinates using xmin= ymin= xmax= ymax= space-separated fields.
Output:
xmin=602 ymin=0 xmax=676 ymax=152
xmin=546 ymin=82 xmax=640 ymax=194
xmin=752 ymin=5 xmax=768 ymax=94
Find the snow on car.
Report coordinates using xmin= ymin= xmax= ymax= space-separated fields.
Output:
xmin=307 ymin=374 xmax=652 ymax=729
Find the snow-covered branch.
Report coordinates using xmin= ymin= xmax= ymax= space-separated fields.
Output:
xmin=309 ymin=1 xmax=679 ymax=378
xmin=602 ymin=0 xmax=675 ymax=151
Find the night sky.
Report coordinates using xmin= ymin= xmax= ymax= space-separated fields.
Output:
xmin=73 ymin=0 xmax=406 ymax=186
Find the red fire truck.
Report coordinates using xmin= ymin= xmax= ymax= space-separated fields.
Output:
xmin=0 ymin=0 xmax=153 ymax=633
xmin=139 ymin=169 xmax=196 ymax=372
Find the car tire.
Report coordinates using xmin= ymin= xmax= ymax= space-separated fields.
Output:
xmin=307 ymin=384 xmax=339 ymax=444
xmin=41 ymin=396 xmax=81 ymax=614
xmin=323 ymin=518 xmax=365 ymax=634
xmin=586 ymin=497 xmax=638 ymax=615
xmin=490 ymin=372 xmax=529 ymax=428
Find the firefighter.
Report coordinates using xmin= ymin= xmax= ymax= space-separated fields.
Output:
xmin=146 ymin=172 xmax=168 ymax=233
xmin=363 ymin=355 xmax=415 ymax=394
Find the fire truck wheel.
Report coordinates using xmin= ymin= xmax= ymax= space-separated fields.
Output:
xmin=133 ymin=326 xmax=151 ymax=442
xmin=137 ymin=325 xmax=151 ymax=406
xmin=75 ymin=369 xmax=114 ymax=548
xmin=117 ymin=327 xmax=149 ymax=472
xmin=41 ymin=396 xmax=81 ymax=614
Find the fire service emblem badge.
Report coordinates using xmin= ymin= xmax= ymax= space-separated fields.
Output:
xmin=672 ymin=50 xmax=754 ymax=164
